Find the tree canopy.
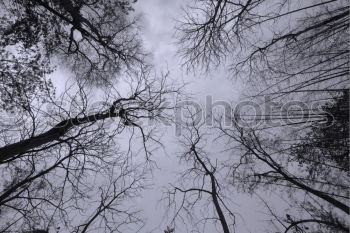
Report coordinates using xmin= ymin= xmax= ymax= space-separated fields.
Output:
xmin=0 ymin=0 xmax=348 ymax=232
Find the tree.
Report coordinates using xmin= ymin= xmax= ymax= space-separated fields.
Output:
xmin=0 ymin=48 xmax=54 ymax=113
xmin=217 ymin=92 xmax=349 ymax=232
xmin=0 ymin=69 xmax=179 ymax=163
xmin=177 ymin=0 xmax=348 ymax=102
xmin=0 ymin=1 xmax=184 ymax=231
xmin=0 ymin=69 xmax=181 ymax=232
xmin=164 ymin=110 xmax=235 ymax=233
xmin=177 ymin=1 xmax=349 ymax=231
xmin=1 ymin=0 xmax=144 ymax=85
xmin=291 ymin=90 xmax=349 ymax=171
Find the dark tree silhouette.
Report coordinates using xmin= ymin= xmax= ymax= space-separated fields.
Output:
xmin=292 ymin=91 xmax=349 ymax=171
xmin=1 ymin=0 xmax=144 ymax=85
xmin=164 ymin=110 xmax=234 ymax=233
xmin=0 ymin=1 xmax=183 ymax=231
xmin=217 ymin=92 xmax=349 ymax=232
xmin=0 ymin=69 xmax=181 ymax=232
xmin=177 ymin=0 xmax=349 ymax=105
xmin=177 ymin=1 xmax=349 ymax=231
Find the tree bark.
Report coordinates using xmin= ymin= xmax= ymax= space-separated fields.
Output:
xmin=0 ymin=111 xmax=117 ymax=163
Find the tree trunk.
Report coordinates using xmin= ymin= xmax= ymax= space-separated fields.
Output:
xmin=210 ymin=174 xmax=230 ymax=233
xmin=0 ymin=111 xmax=117 ymax=163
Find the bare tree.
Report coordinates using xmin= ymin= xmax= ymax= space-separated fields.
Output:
xmin=0 ymin=0 xmax=187 ymax=232
xmin=177 ymin=2 xmax=349 ymax=231
xmin=0 ymin=68 xmax=180 ymax=162
xmin=0 ymin=69 xmax=182 ymax=232
xmin=177 ymin=0 xmax=349 ymax=104
xmin=164 ymin=110 xmax=235 ymax=233
xmin=217 ymin=94 xmax=349 ymax=232
xmin=0 ymin=0 xmax=188 ymax=232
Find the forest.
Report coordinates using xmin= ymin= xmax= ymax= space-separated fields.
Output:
xmin=0 ymin=0 xmax=348 ymax=232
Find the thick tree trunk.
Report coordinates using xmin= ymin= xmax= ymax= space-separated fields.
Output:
xmin=0 ymin=111 xmax=117 ymax=163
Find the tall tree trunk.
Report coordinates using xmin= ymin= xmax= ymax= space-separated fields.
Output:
xmin=192 ymin=148 xmax=231 ymax=233
xmin=0 ymin=111 xmax=118 ymax=163
xmin=210 ymin=174 xmax=230 ymax=233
